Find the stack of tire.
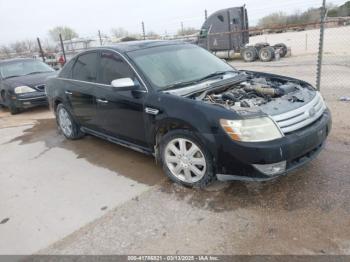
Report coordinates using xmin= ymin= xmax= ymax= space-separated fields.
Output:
xmin=241 ymin=43 xmax=288 ymax=62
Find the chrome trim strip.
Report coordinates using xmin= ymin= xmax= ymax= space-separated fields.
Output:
xmin=18 ymin=96 xmax=47 ymax=101
xmin=272 ymin=92 xmax=326 ymax=133
xmin=56 ymin=48 xmax=149 ymax=92
xmin=145 ymin=107 xmax=159 ymax=115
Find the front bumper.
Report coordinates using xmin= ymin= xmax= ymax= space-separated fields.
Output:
xmin=12 ymin=92 xmax=48 ymax=108
xmin=214 ymin=109 xmax=332 ymax=181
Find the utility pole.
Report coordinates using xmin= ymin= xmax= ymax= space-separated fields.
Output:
xmin=205 ymin=9 xmax=208 ymax=21
xmin=142 ymin=21 xmax=146 ymax=40
xmin=181 ymin=22 xmax=184 ymax=35
xmin=98 ymin=30 xmax=103 ymax=46
xmin=59 ymin=33 xmax=66 ymax=63
xmin=36 ymin=37 xmax=45 ymax=62
xmin=316 ymin=0 xmax=327 ymax=90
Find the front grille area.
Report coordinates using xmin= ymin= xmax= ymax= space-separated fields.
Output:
xmin=272 ymin=92 xmax=326 ymax=134
xmin=35 ymin=84 xmax=46 ymax=91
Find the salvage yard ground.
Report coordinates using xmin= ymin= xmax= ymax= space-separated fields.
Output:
xmin=1 ymin=32 xmax=350 ymax=255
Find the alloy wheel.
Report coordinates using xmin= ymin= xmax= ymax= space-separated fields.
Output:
xmin=164 ymin=138 xmax=207 ymax=183
xmin=58 ymin=108 xmax=73 ymax=137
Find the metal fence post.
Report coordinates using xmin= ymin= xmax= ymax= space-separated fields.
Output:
xmin=142 ymin=21 xmax=146 ymax=40
xmin=316 ymin=0 xmax=327 ymax=90
xmin=98 ymin=30 xmax=103 ymax=46
xmin=59 ymin=33 xmax=67 ymax=63
xmin=36 ymin=37 xmax=45 ymax=62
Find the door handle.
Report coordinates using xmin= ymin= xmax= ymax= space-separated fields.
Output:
xmin=145 ymin=107 xmax=159 ymax=115
xmin=97 ymin=98 xmax=108 ymax=104
xmin=65 ymin=91 xmax=73 ymax=95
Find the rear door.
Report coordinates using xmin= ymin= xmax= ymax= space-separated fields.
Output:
xmin=64 ymin=51 xmax=100 ymax=130
xmin=95 ymin=51 xmax=148 ymax=147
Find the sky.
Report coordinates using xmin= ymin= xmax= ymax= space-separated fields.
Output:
xmin=0 ymin=0 xmax=347 ymax=45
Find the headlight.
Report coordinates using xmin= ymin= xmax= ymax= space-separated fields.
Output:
xmin=14 ymin=86 xmax=36 ymax=94
xmin=220 ymin=117 xmax=283 ymax=142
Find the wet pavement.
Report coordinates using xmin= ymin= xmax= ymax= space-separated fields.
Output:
xmin=9 ymin=118 xmax=164 ymax=186
xmin=0 ymin=58 xmax=350 ymax=254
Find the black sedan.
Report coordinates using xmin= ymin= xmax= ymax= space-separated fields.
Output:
xmin=46 ymin=41 xmax=331 ymax=188
xmin=0 ymin=58 xmax=57 ymax=114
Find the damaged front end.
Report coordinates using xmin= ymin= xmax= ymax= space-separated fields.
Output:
xmin=166 ymin=70 xmax=330 ymax=180
xmin=191 ymin=71 xmax=327 ymax=135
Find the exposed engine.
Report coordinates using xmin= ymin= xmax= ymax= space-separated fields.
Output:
xmin=198 ymin=74 xmax=308 ymax=111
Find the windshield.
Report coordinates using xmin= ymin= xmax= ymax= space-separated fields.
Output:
xmin=0 ymin=60 xmax=54 ymax=79
xmin=128 ymin=44 xmax=236 ymax=90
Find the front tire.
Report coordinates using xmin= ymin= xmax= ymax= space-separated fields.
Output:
xmin=9 ymin=103 xmax=20 ymax=115
xmin=160 ymin=130 xmax=215 ymax=188
xmin=1 ymin=91 xmax=20 ymax=114
xmin=56 ymin=104 xmax=84 ymax=140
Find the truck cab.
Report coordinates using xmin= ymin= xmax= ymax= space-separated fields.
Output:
xmin=198 ymin=6 xmax=249 ymax=57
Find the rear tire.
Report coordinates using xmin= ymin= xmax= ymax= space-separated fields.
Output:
xmin=160 ymin=130 xmax=215 ymax=188
xmin=259 ymin=46 xmax=275 ymax=62
xmin=241 ymin=47 xmax=258 ymax=62
xmin=274 ymin=43 xmax=288 ymax=57
xmin=56 ymin=103 xmax=84 ymax=140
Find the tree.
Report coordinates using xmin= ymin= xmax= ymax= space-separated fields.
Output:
xmin=258 ymin=12 xmax=288 ymax=27
xmin=111 ymin=27 xmax=129 ymax=38
xmin=177 ymin=27 xmax=198 ymax=36
xmin=49 ymin=26 xmax=78 ymax=42
xmin=43 ymin=39 xmax=58 ymax=53
xmin=0 ymin=45 xmax=12 ymax=58
xmin=10 ymin=41 xmax=26 ymax=55
xmin=24 ymin=39 xmax=39 ymax=54
xmin=147 ymin=31 xmax=160 ymax=38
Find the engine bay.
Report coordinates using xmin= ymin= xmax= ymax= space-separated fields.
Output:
xmin=193 ymin=72 xmax=316 ymax=115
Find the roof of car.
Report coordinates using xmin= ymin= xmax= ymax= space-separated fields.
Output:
xmin=96 ymin=40 xmax=188 ymax=53
xmin=0 ymin=58 xmax=35 ymax=64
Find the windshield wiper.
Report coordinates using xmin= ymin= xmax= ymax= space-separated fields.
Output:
xmin=163 ymin=70 xmax=236 ymax=91
xmin=3 ymin=75 xmax=22 ymax=79
xmin=196 ymin=70 xmax=236 ymax=82
xmin=26 ymin=71 xmax=51 ymax=75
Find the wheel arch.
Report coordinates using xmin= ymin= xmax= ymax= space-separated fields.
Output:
xmin=152 ymin=118 xmax=217 ymax=164
xmin=53 ymin=98 xmax=63 ymax=112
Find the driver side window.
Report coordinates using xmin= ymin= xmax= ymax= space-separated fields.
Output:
xmin=98 ymin=51 xmax=135 ymax=85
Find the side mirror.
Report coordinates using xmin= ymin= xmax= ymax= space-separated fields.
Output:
xmin=111 ymin=78 xmax=135 ymax=89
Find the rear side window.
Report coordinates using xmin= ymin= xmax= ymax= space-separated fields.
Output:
xmin=58 ymin=59 xmax=74 ymax=78
xmin=98 ymin=51 xmax=135 ymax=85
xmin=72 ymin=52 xmax=98 ymax=82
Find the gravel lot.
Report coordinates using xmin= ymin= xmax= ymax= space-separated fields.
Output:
xmin=250 ymin=26 xmax=350 ymax=56
xmin=0 ymin=40 xmax=350 ymax=255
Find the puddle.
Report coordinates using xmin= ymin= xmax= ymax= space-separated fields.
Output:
xmin=10 ymin=119 xmax=164 ymax=186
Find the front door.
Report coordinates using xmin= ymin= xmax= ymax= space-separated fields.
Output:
xmin=95 ymin=51 xmax=148 ymax=148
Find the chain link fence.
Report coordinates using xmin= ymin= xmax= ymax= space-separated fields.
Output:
xmin=221 ymin=18 xmax=350 ymax=95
